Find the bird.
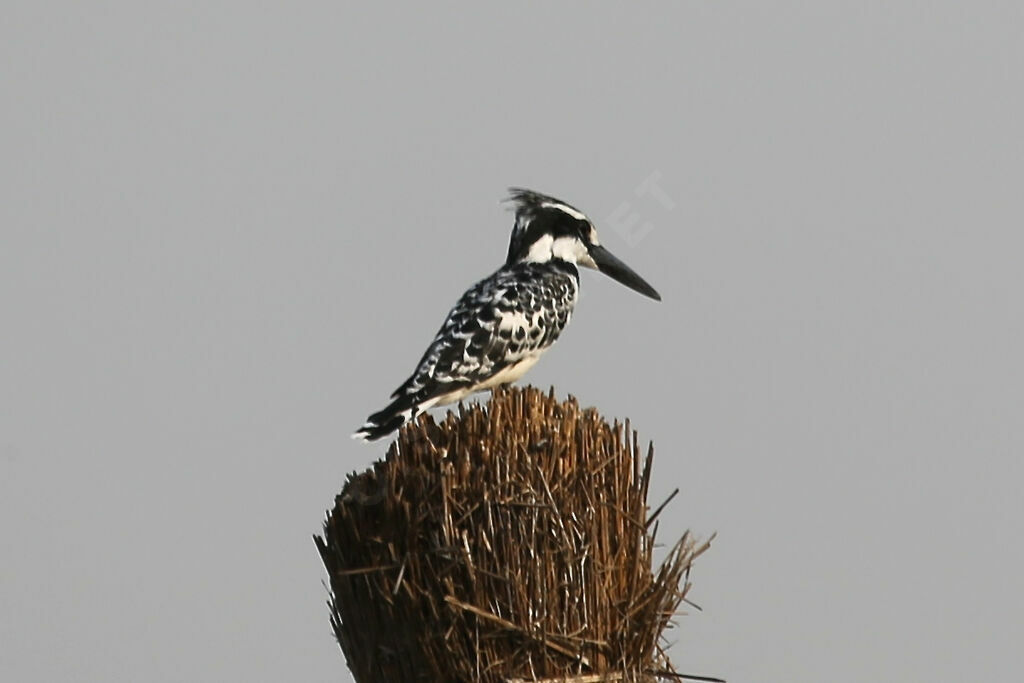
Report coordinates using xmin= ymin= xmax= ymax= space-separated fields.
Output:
xmin=353 ymin=188 xmax=661 ymax=441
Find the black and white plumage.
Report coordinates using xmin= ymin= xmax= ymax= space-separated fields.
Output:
xmin=354 ymin=188 xmax=661 ymax=441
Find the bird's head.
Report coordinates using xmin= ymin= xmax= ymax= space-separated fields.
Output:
xmin=504 ymin=188 xmax=661 ymax=301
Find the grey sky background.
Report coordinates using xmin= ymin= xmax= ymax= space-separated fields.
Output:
xmin=2 ymin=3 xmax=1021 ymax=682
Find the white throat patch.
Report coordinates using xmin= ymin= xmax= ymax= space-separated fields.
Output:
xmin=524 ymin=234 xmax=593 ymax=266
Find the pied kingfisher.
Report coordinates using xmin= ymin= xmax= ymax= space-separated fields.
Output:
xmin=354 ymin=188 xmax=661 ymax=441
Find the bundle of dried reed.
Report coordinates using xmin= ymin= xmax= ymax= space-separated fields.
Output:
xmin=316 ymin=386 xmax=712 ymax=682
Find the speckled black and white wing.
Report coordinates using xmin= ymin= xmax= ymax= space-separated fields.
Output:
xmin=354 ymin=262 xmax=578 ymax=441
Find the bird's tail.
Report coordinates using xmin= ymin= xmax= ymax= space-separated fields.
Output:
xmin=353 ymin=393 xmax=435 ymax=442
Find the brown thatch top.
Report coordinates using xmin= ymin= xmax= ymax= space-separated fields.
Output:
xmin=316 ymin=386 xmax=713 ymax=683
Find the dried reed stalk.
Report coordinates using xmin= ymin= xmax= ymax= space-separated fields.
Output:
xmin=316 ymin=386 xmax=712 ymax=682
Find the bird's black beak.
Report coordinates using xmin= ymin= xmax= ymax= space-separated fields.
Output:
xmin=587 ymin=244 xmax=661 ymax=301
